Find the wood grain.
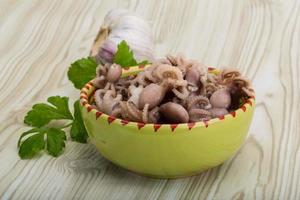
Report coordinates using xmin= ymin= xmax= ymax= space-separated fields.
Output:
xmin=0 ymin=0 xmax=299 ymax=199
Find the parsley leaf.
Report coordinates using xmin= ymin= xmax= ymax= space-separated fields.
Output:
xmin=67 ymin=57 xmax=97 ymax=89
xmin=18 ymin=127 xmax=67 ymax=159
xmin=19 ymin=96 xmax=89 ymax=159
xmin=18 ymin=128 xmax=45 ymax=159
xmin=113 ymin=40 xmax=149 ymax=67
xmin=113 ymin=40 xmax=137 ymax=67
xmin=18 ymin=128 xmax=41 ymax=147
xmin=46 ymin=128 xmax=67 ymax=157
xmin=24 ymin=96 xmax=73 ymax=127
xmin=70 ymin=100 xmax=88 ymax=143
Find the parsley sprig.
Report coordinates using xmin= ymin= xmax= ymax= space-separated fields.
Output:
xmin=18 ymin=40 xmax=149 ymax=159
xmin=18 ymin=127 xmax=67 ymax=158
xmin=18 ymin=97 xmax=88 ymax=159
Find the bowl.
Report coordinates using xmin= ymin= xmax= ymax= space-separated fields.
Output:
xmin=79 ymin=65 xmax=255 ymax=179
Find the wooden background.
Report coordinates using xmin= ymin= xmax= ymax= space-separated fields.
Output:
xmin=0 ymin=0 xmax=299 ymax=199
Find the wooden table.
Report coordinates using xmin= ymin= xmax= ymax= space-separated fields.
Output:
xmin=0 ymin=0 xmax=299 ymax=199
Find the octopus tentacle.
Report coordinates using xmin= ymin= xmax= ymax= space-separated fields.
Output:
xmin=175 ymin=54 xmax=187 ymax=66
xmin=142 ymin=104 xmax=149 ymax=123
xmin=96 ymin=64 xmax=109 ymax=77
xmin=172 ymin=86 xmax=189 ymax=100
xmin=128 ymin=84 xmax=144 ymax=106
xmin=161 ymin=79 xmax=187 ymax=89
xmin=116 ymin=77 xmax=132 ymax=88
xmin=144 ymin=65 xmax=159 ymax=82
xmin=221 ymin=68 xmax=241 ymax=84
xmin=242 ymin=86 xmax=255 ymax=97
xmin=172 ymin=97 xmax=183 ymax=104
xmin=207 ymin=73 xmax=219 ymax=84
xmin=205 ymin=83 xmax=218 ymax=97
xmin=232 ymin=77 xmax=250 ymax=88
xmin=187 ymin=83 xmax=198 ymax=92
xmin=101 ymin=91 xmax=122 ymax=115
xmin=131 ymin=71 xmax=149 ymax=86
xmin=174 ymin=54 xmax=191 ymax=75
xmin=209 ymin=108 xmax=228 ymax=118
xmin=187 ymin=96 xmax=211 ymax=110
xmin=93 ymin=76 xmax=106 ymax=88
xmin=126 ymin=101 xmax=143 ymax=122
xmin=154 ymin=64 xmax=183 ymax=82
xmin=103 ymin=82 xmax=111 ymax=90
xmin=94 ymin=89 xmax=106 ymax=111
xmin=119 ymin=101 xmax=130 ymax=120
xmin=166 ymin=54 xmax=177 ymax=65
xmin=148 ymin=107 xmax=160 ymax=123
xmin=110 ymin=84 xmax=116 ymax=94
xmin=189 ymin=109 xmax=212 ymax=122
xmin=111 ymin=107 xmax=122 ymax=117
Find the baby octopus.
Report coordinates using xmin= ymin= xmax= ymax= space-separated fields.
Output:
xmin=92 ymin=54 xmax=254 ymax=124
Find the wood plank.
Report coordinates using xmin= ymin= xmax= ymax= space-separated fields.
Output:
xmin=0 ymin=0 xmax=299 ymax=199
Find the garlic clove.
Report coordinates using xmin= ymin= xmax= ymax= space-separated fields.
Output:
xmin=96 ymin=9 xmax=155 ymax=64
xmin=98 ymin=40 xmax=116 ymax=63
xmin=103 ymin=9 xmax=129 ymax=27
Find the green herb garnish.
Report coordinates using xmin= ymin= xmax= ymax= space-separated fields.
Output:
xmin=70 ymin=100 xmax=88 ymax=143
xmin=113 ymin=40 xmax=149 ymax=67
xmin=67 ymin=57 xmax=97 ymax=90
xmin=18 ymin=126 xmax=67 ymax=159
xmin=18 ymin=96 xmax=88 ymax=159
xmin=24 ymin=96 xmax=73 ymax=127
xmin=18 ymin=40 xmax=146 ymax=159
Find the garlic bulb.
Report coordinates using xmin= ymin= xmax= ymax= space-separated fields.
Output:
xmin=92 ymin=9 xmax=155 ymax=64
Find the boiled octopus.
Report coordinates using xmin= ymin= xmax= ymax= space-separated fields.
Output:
xmin=92 ymin=55 xmax=254 ymax=124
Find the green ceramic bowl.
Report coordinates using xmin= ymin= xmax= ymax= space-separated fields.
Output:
xmin=80 ymin=65 xmax=255 ymax=179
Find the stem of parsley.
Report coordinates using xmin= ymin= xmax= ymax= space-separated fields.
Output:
xmin=60 ymin=122 xmax=73 ymax=129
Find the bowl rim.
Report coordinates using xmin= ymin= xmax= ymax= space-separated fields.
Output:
xmin=80 ymin=65 xmax=255 ymax=132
